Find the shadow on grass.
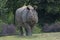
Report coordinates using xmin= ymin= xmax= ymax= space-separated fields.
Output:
xmin=0 ymin=34 xmax=19 ymax=37
xmin=0 ymin=34 xmax=40 ymax=39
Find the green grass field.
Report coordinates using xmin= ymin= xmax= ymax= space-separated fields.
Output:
xmin=0 ymin=32 xmax=60 ymax=40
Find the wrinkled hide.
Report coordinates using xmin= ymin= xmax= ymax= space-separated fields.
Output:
xmin=15 ymin=5 xmax=38 ymax=27
xmin=15 ymin=5 xmax=38 ymax=36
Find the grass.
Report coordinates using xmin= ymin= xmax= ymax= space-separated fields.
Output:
xmin=0 ymin=32 xmax=60 ymax=40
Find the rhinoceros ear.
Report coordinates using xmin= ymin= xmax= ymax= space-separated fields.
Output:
xmin=34 ymin=5 xmax=38 ymax=10
xmin=27 ymin=7 xmax=30 ymax=10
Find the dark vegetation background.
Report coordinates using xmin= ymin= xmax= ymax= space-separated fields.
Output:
xmin=0 ymin=0 xmax=60 ymax=34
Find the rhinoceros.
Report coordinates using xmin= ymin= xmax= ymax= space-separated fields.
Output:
xmin=15 ymin=5 xmax=38 ymax=36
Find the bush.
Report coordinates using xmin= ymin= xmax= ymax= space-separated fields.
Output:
xmin=42 ymin=22 xmax=60 ymax=32
xmin=7 ymin=12 xmax=14 ymax=24
xmin=33 ymin=25 xmax=41 ymax=34
xmin=0 ymin=20 xmax=5 ymax=34
xmin=0 ymin=23 xmax=16 ymax=35
xmin=2 ymin=24 xmax=16 ymax=35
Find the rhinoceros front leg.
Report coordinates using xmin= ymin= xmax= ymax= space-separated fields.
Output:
xmin=19 ymin=27 xmax=24 ymax=36
xmin=25 ymin=23 xmax=32 ymax=36
xmin=18 ymin=25 xmax=24 ymax=36
xmin=17 ymin=24 xmax=24 ymax=36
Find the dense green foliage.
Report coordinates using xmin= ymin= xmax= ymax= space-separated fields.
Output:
xmin=0 ymin=0 xmax=60 ymax=33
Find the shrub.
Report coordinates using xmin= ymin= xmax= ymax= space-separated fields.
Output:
xmin=42 ymin=22 xmax=60 ymax=32
xmin=33 ymin=25 xmax=41 ymax=34
xmin=0 ymin=23 xmax=16 ymax=35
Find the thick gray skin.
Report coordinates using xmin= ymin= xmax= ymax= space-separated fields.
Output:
xmin=15 ymin=5 xmax=38 ymax=36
